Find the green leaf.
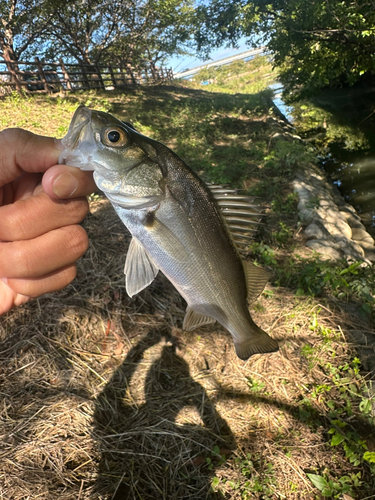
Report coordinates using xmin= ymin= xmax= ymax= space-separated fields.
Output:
xmin=359 ymin=398 xmax=372 ymax=414
xmin=363 ymin=451 xmax=375 ymax=463
xmin=211 ymin=476 xmax=220 ymax=491
xmin=331 ymin=433 xmax=345 ymax=446
xmin=361 ymin=303 xmax=371 ymax=314
xmin=307 ymin=473 xmax=329 ymax=491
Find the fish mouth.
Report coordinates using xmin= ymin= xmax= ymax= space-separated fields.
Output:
xmin=58 ymin=105 xmax=98 ymax=171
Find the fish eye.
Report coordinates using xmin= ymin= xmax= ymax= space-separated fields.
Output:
xmin=102 ymin=126 xmax=128 ymax=147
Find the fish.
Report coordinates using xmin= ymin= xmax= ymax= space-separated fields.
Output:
xmin=58 ymin=105 xmax=279 ymax=360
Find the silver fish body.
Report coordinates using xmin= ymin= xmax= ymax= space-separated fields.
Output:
xmin=59 ymin=105 xmax=279 ymax=360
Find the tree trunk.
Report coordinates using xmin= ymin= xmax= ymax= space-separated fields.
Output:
xmin=2 ymin=45 xmax=24 ymax=93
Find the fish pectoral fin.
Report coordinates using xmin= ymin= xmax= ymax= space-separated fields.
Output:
xmin=124 ymin=238 xmax=159 ymax=297
xmin=244 ymin=261 xmax=271 ymax=304
xmin=183 ymin=307 xmax=216 ymax=331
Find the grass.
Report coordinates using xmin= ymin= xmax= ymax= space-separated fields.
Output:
xmin=0 ymin=57 xmax=374 ymax=499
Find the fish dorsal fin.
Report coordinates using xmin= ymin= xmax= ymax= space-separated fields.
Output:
xmin=124 ymin=238 xmax=159 ymax=297
xmin=207 ymin=183 xmax=265 ymax=249
xmin=183 ymin=307 xmax=216 ymax=331
xmin=243 ymin=261 xmax=271 ymax=304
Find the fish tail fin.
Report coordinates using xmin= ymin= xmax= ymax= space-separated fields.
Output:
xmin=234 ymin=327 xmax=278 ymax=360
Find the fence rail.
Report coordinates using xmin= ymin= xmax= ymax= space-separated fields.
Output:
xmin=0 ymin=57 xmax=173 ymax=95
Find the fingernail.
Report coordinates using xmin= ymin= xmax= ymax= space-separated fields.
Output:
xmin=0 ymin=277 xmax=8 ymax=284
xmin=52 ymin=173 xmax=79 ymax=198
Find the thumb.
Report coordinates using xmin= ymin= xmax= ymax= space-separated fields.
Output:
xmin=42 ymin=164 xmax=97 ymax=199
xmin=0 ymin=128 xmax=60 ymax=187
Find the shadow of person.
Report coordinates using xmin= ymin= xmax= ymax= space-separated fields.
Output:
xmin=92 ymin=327 xmax=235 ymax=500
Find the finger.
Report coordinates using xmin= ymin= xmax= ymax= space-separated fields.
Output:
xmin=12 ymin=172 xmax=43 ymax=202
xmin=42 ymin=165 xmax=97 ymax=199
xmin=0 ymin=129 xmax=60 ymax=187
xmin=0 ymin=190 xmax=89 ymax=241
xmin=0 ymin=281 xmax=30 ymax=315
xmin=3 ymin=264 xmax=78 ymax=299
xmin=0 ymin=225 xmax=89 ymax=278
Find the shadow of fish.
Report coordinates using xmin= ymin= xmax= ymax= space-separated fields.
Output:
xmin=59 ymin=105 xmax=279 ymax=360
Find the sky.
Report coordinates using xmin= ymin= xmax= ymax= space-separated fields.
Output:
xmin=166 ymin=37 xmax=250 ymax=74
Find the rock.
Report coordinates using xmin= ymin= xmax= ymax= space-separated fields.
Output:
xmin=359 ymin=239 xmax=375 ymax=252
xmin=299 ymin=208 xmax=315 ymax=224
xmin=317 ymin=212 xmax=352 ymax=239
xmin=304 ymin=222 xmax=329 ymax=240
xmin=319 ymin=199 xmax=337 ymax=209
xmin=306 ymin=239 xmax=343 ymax=260
xmin=352 ymin=227 xmax=375 ymax=244
xmin=344 ymin=214 xmax=365 ymax=229
xmin=334 ymin=237 xmax=365 ymax=259
xmin=340 ymin=206 xmax=362 ymax=222
xmin=365 ymin=250 xmax=375 ymax=262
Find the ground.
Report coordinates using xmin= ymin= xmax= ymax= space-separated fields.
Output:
xmin=1 ymin=58 xmax=375 ymax=499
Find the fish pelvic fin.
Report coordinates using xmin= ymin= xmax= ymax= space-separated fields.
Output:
xmin=234 ymin=327 xmax=278 ymax=360
xmin=124 ymin=238 xmax=159 ymax=297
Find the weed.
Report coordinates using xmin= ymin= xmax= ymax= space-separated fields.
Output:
xmin=273 ymin=221 xmax=294 ymax=246
xmin=246 ymin=376 xmax=266 ymax=394
xmin=251 ymin=250 xmax=375 ymax=317
xmin=205 ymin=445 xmax=226 ymax=470
xmin=307 ymin=471 xmax=362 ymax=498
xmin=271 ymin=192 xmax=298 ymax=214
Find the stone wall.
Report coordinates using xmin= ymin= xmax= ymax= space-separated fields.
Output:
xmin=293 ymin=163 xmax=375 ymax=263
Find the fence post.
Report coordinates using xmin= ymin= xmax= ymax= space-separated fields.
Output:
xmin=59 ymin=59 xmax=72 ymax=90
xmin=119 ymin=62 xmax=127 ymax=85
xmin=154 ymin=65 xmax=161 ymax=81
xmin=135 ymin=66 xmax=143 ymax=84
xmin=80 ymin=63 xmax=90 ymax=89
xmin=35 ymin=57 xmax=52 ymax=94
xmin=108 ymin=65 xmax=117 ymax=88
xmin=95 ymin=64 xmax=106 ymax=90
xmin=144 ymin=67 xmax=150 ymax=84
xmin=126 ymin=63 xmax=136 ymax=84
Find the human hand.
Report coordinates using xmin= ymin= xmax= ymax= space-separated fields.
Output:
xmin=0 ymin=128 xmax=97 ymax=315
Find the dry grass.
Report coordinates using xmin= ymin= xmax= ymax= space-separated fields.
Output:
xmin=1 ymin=197 xmax=374 ymax=500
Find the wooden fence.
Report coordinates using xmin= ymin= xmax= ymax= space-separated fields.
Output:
xmin=0 ymin=57 xmax=173 ymax=95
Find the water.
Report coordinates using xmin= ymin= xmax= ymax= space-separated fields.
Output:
xmin=268 ymin=83 xmax=294 ymax=121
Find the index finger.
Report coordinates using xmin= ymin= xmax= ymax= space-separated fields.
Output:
xmin=0 ymin=128 xmax=60 ymax=187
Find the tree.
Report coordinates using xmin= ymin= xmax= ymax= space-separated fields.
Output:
xmin=1 ymin=0 xmax=195 ymax=70
xmin=194 ymin=0 xmax=375 ymax=98
xmin=0 ymin=0 xmax=59 ymax=90
xmin=100 ymin=0 xmax=195 ymax=68
xmin=37 ymin=0 xmax=134 ymax=65
xmin=36 ymin=0 xmax=195 ymax=70
xmin=0 ymin=0 xmax=57 ymax=62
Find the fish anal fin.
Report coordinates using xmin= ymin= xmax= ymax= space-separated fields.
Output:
xmin=124 ymin=238 xmax=159 ymax=297
xmin=244 ymin=261 xmax=271 ymax=304
xmin=234 ymin=328 xmax=279 ymax=360
xmin=183 ymin=307 xmax=216 ymax=331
